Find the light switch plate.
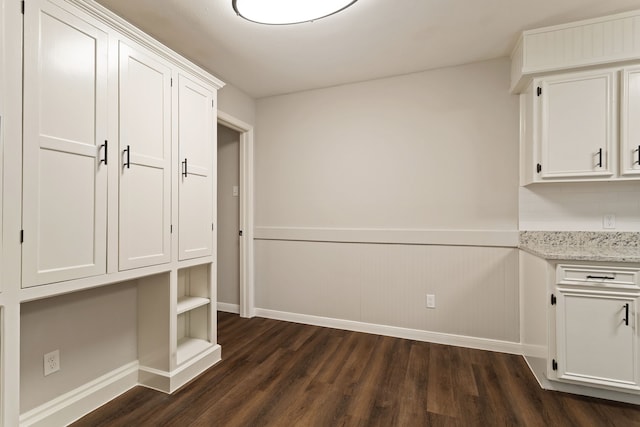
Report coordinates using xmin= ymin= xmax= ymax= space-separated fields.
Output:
xmin=232 ymin=185 xmax=239 ymax=197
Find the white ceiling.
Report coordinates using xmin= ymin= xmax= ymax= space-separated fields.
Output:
xmin=95 ymin=0 xmax=640 ymax=98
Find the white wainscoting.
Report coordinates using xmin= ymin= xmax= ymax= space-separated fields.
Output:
xmin=254 ymin=232 xmax=520 ymax=344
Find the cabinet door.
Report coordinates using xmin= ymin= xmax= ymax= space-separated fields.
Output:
xmin=621 ymin=67 xmax=640 ymax=176
xmin=118 ymin=41 xmax=172 ymax=270
xmin=22 ymin=0 xmax=108 ymax=286
xmin=177 ymin=74 xmax=215 ymax=261
xmin=538 ymin=70 xmax=615 ymax=179
xmin=556 ymin=291 xmax=639 ymax=390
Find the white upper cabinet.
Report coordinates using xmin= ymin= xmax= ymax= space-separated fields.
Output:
xmin=177 ymin=74 xmax=215 ymax=261
xmin=621 ymin=66 xmax=640 ymax=176
xmin=537 ymin=69 xmax=616 ymax=180
xmin=118 ymin=41 xmax=172 ymax=270
xmin=22 ymin=0 xmax=108 ymax=286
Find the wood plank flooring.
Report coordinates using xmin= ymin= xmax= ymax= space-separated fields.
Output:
xmin=73 ymin=312 xmax=640 ymax=426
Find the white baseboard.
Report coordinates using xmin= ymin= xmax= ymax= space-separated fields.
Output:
xmin=217 ymin=302 xmax=240 ymax=314
xmin=521 ymin=343 xmax=547 ymax=359
xmin=254 ymin=308 xmax=522 ymax=355
xmin=19 ymin=361 xmax=138 ymax=427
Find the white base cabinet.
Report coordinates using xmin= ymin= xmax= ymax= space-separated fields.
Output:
xmin=550 ymin=264 xmax=640 ymax=392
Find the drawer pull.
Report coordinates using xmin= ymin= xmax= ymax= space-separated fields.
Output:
xmin=596 ymin=148 xmax=603 ymax=168
xmin=586 ymin=275 xmax=615 ymax=280
xmin=623 ymin=303 xmax=629 ymax=326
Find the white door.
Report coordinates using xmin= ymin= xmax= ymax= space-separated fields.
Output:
xmin=177 ymin=74 xmax=215 ymax=261
xmin=22 ymin=0 xmax=108 ymax=286
xmin=538 ymin=70 xmax=615 ymax=179
xmin=118 ymin=41 xmax=172 ymax=270
xmin=621 ymin=66 xmax=640 ymax=176
xmin=556 ymin=291 xmax=639 ymax=390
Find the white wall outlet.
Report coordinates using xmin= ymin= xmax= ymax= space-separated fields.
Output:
xmin=603 ymin=214 xmax=616 ymax=229
xmin=44 ymin=350 xmax=60 ymax=376
xmin=426 ymin=294 xmax=436 ymax=309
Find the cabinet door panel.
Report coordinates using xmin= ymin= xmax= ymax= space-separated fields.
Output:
xmin=118 ymin=42 xmax=172 ymax=270
xmin=177 ymin=75 xmax=214 ymax=261
xmin=557 ymin=292 xmax=639 ymax=389
xmin=22 ymin=0 xmax=108 ymax=286
xmin=540 ymin=70 xmax=615 ymax=179
xmin=621 ymin=67 xmax=640 ymax=176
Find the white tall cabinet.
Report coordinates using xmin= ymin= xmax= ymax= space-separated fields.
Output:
xmin=0 ymin=0 xmax=224 ymax=425
xmin=118 ymin=40 xmax=172 ymax=271
xmin=177 ymin=74 xmax=215 ymax=261
xmin=22 ymin=0 xmax=109 ymax=286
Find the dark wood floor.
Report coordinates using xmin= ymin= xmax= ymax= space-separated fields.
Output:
xmin=73 ymin=312 xmax=640 ymax=426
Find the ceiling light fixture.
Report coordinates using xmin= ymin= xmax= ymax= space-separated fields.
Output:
xmin=232 ymin=0 xmax=358 ymax=25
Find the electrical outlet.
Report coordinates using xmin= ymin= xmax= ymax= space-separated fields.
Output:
xmin=603 ymin=214 xmax=616 ymax=229
xmin=426 ymin=294 xmax=436 ymax=309
xmin=44 ymin=350 xmax=60 ymax=376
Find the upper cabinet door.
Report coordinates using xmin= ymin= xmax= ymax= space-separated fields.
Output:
xmin=177 ymin=74 xmax=215 ymax=261
xmin=621 ymin=66 xmax=640 ymax=176
xmin=118 ymin=41 xmax=172 ymax=270
xmin=538 ymin=70 xmax=616 ymax=179
xmin=22 ymin=0 xmax=108 ymax=286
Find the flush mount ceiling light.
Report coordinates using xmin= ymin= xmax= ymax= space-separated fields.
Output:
xmin=232 ymin=0 xmax=358 ymax=25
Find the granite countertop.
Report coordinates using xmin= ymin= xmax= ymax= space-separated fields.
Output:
xmin=519 ymin=231 xmax=640 ymax=263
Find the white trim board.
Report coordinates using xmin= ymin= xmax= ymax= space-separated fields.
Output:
xmin=217 ymin=302 xmax=240 ymax=314
xmin=254 ymin=308 xmax=522 ymax=355
xmin=19 ymin=361 xmax=138 ymax=427
xmin=254 ymin=227 xmax=519 ymax=247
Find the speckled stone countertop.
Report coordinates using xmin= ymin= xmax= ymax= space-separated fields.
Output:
xmin=519 ymin=231 xmax=640 ymax=263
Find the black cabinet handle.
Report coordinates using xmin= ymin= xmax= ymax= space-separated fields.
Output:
xmin=182 ymin=158 xmax=188 ymax=177
xmin=623 ymin=303 xmax=630 ymax=326
xmin=586 ymin=275 xmax=615 ymax=280
xmin=596 ymin=148 xmax=603 ymax=168
xmin=123 ymin=145 xmax=130 ymax=169
xmin=100 ymin=140 xmax=108 ymax=165
xmin=635 ymin=145 xmax=640 ymax=165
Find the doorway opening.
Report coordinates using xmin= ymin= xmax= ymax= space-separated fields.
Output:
xmin=216 ymin=112 xmax=254 ymax=318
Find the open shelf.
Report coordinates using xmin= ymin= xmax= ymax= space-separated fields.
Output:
xmin=177 ymin=296 xmax=210 ymax=315
xmin=176 ymin=337 xmax=212 ymax=365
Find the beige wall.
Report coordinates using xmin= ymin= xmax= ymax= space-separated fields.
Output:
xmin=519 ymin=181 xmax=640 ymax=231
xmin=20 ymin=282 xmax=137 ymax=412
xmin=218 ymin=83 xmax=256 ymax=126
xmin=255 ymin=58 xmax=519 ymax=230
xmin=253 ymin=58 xmax=521 ymax=342
xmin=217 ymin=124 xmax=240 ymax=306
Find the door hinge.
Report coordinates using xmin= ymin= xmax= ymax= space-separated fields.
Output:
xmin=212 ymin=100 xmax=214 ymax=108
xmin=212 ymin=223 xmax=214 ymax=231
xmin=239 ymin=230 xmax=243 ymax=237
xmin=537 ymin=86 xmax=542 ymax=96
xmin=21 ymin=1 xmax=24 ymax=14
xmin=536 ymin=163 xmax=542 ymax=173
xmin=20 ymin=229 xmax=24 ymax=243
xmin=550 ymin=294 xmax=557 ymax=305
xmin=552 ymin=359 xmax=558 ymax=371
